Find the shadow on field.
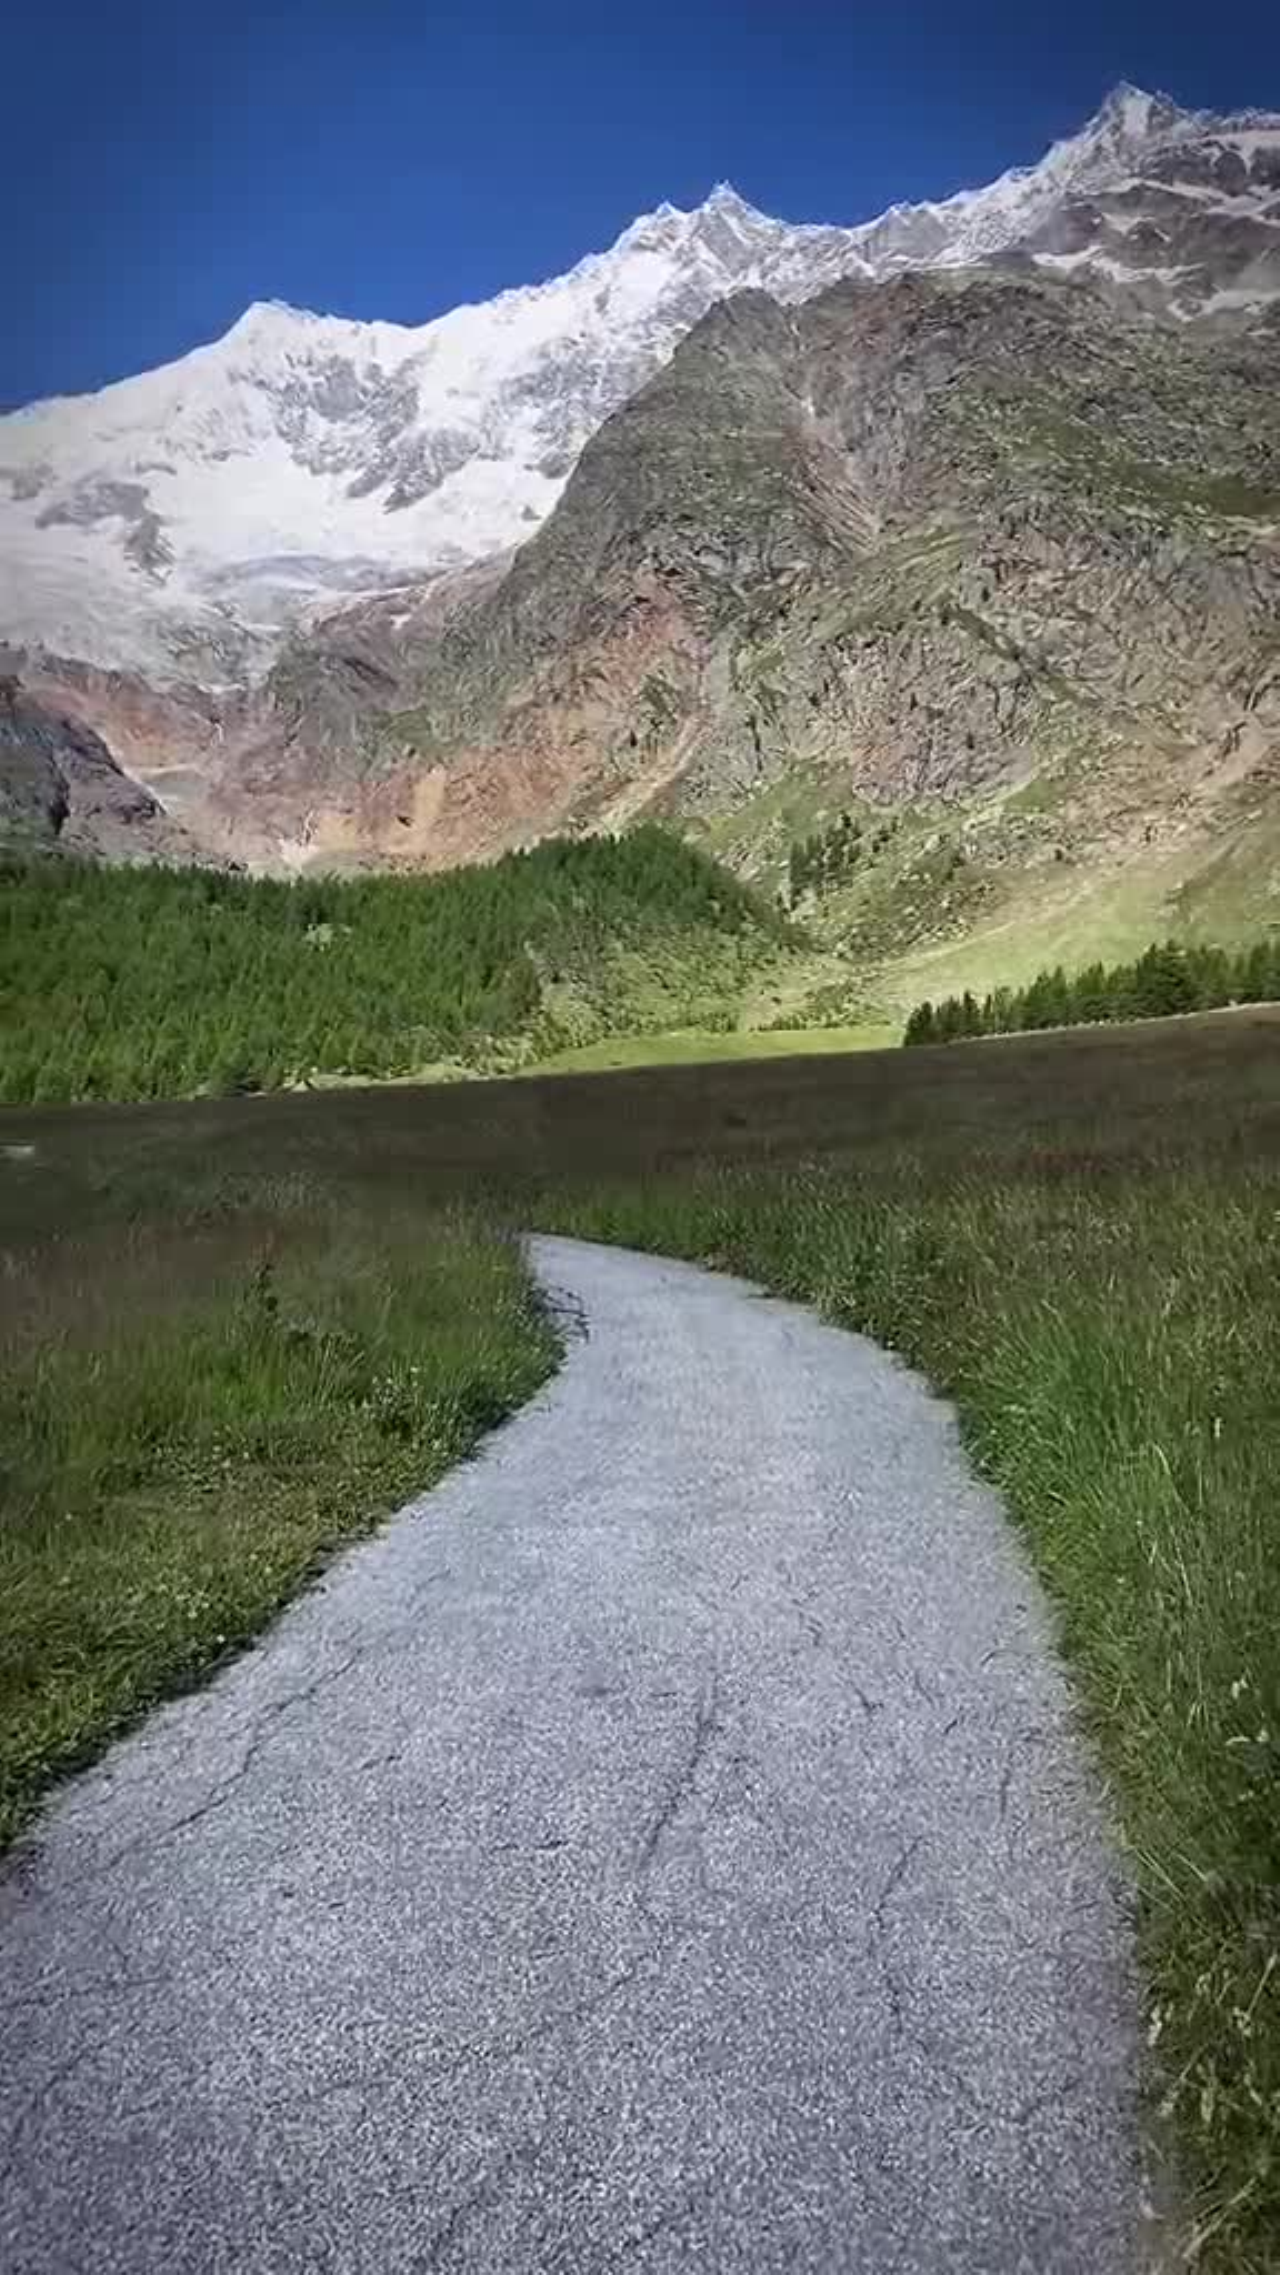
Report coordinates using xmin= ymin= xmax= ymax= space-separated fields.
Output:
xmin=3 ymin=1006 xmax=1279 ymax=1244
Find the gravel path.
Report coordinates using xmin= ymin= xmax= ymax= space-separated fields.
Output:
xmin=0 ymin=1237 xmax=1144 ymax=2272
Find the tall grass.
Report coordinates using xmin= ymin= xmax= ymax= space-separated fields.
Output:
xmin=0 ymin=1179 xmax=554 ymax=1843
xmin=537 ymin=1163 xmax=1280 ymax=2273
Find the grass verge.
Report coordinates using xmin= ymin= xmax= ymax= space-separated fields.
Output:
xmin=534 ymin=1161 xmax=1279 ymax=2273
xmin=0 ymin=1176 xmax=554 ymax=1846
xmin=521 ymin=1021 xmax=898 ymax=1075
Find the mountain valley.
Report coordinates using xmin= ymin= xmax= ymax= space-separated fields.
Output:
xmin=3 ymin=85 xmax=1280 ymax=1008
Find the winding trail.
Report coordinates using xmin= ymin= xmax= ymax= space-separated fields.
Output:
xmin=1 ymin=1239 xmax=1144 ymax=2272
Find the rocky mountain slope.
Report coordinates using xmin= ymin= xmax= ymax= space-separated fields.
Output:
xmin=3 ymin=85 xmax=1278 ymax=693
xmin=2 ymin=82 xmax=1279 ymax=994
xmin=101 ymin=258 xmax=1272 ymax=912
xmin=277 ymin=261 xmax=1277 ymax=904
xmin=0 ymin=679 xmax=199 ymax=864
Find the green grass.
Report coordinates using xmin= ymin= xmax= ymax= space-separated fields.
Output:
xmin=869 ymin=854 xmax=1252 ymax=1015
xmin=1173 ymin=803 xmax=1280 ymax=941
xmin=533 ymin=1154 xmax=1280 ymax=2273
xmin=522 ymin=1021 xmax=897 ymax=1074
xmin=0 ymin=1175 xmax=554 ymax=1845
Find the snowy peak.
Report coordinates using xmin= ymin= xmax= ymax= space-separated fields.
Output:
xmin=691 ymin=182 xmax=774 ymax=238
xmin=597 ymin=182 xmax=781 ymax=281
xmin=705 ymin=181 xmax=758 ymax=214
xmin=3 ymin=83 xmax=1280 ymax=686
xmin=1088 ymin=81 xmax=1187 ymax=142
xmin=615 ymin=182 xmax=767 ymax=241
xmin=225 ymin=299 xmax=318 ymax=340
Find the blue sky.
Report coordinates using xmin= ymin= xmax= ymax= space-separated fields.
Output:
xmin=6 ymin=0 xmax=1278 ymax=407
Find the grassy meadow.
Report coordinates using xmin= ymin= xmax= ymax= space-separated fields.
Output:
xmin=2 ymin=1005 xmax=1278 ymax=2268
xmin=0 ymin=1175 xmax=554 ymax=1846
xmin=520 ymin=1019 xmax=897 ymax=1075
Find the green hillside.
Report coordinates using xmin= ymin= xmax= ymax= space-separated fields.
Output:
xmin=696 ymin=757 xmax=1280 ymax=1021
xmin=0 ymin=828 xmax=791 ymax=1104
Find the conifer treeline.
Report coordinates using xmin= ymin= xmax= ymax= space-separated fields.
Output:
xmin=0 ymin=828 xmax=782 ymax=1104
xmin=903 ymin=936 xmax=1280 ymax=1046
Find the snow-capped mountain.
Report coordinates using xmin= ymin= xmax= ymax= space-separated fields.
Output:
xmin=2 ymin=83 xmax=1279 ymax=686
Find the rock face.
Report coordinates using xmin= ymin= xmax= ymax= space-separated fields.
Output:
xmin=193 ymin=265 xmax=1277 ymax=884
xmin=9 ymin=552 xmax=509 ymax=868
xmin=0 ymin=679 xmax=201 ymax=863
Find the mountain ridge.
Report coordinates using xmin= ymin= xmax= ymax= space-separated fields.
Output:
xmin=4 ymin=83 xmax=1279 ymax=694
xmin=3 ymin=80 xmax=1279 ymax=999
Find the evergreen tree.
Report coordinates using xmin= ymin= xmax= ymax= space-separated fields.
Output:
xmin=0 ymin=828 xmax=786 ymax=1105
xmin=957 ymin=990 xmax=985 ymax=1038
xmin=1235 ymin=940 xmax=1280 ymax=1003
xmin=899 ymin=930 xmax=1279 ymax=1050
xmin=1071 ymin=963 xmax=1113 ymax=1025
xmin=1132 ymin=943 xmax=1196 ymax=1019
xmin=988 ymin=986 xmax=1017 ymax=1035
xmin=903 ymin=1001 xmax=937 ymax=1046
xmin=1021 ymin=967 xmax=1070 ymax=1030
